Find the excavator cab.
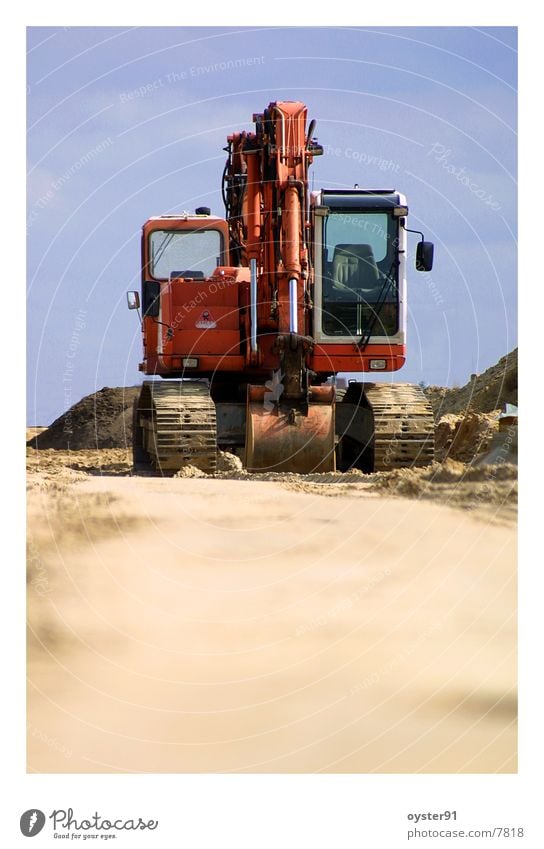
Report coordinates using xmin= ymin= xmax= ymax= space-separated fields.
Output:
xmin=312 ymin=190 xmax=410 ymax=342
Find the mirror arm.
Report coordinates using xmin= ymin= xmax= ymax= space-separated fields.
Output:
xmin=402 ymin=224 xmax=425 ymax=241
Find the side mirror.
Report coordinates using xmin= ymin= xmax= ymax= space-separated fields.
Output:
xmin=126 ymin=291 xmax=140 ymax=310
xmin=416 ymin=241 xmax=434 ymax=272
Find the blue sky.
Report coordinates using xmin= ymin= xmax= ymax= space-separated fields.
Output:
xmin=27 ymin=26 xmax=517 ymax=425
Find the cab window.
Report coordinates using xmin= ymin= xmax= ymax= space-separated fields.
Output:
xmin=149 ymin=229 xmax=223 ymax=279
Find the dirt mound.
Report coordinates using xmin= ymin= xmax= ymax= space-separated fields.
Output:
xmin=28 ymin=387 xmax=140 ymax=450
xmin=476 ymin=425 xmax=518 ymax=466
xmin=173 ymin=464 xmax=207 ymax=478
xmin=425 ymin=348 xmax=517 ymax=418
xmin=374 ymin=458 xmax=517 ymax=487
xmin=26 ymin=427 xmax=47 ymax=441
xmin=435 ymin=411 xmax=499 ymax=463
xmin=216 ymin=451 xmax=244 ymax=473
xmin=370 ymin=459 xmax=517 ymax=523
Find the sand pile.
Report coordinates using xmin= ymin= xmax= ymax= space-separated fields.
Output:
xmin=425 ymin=348 xmax=517 ymax=465
xmin=373 ymin=458 xmax=516 ymax=489
xmin=172 ymin=453 xmax=245 ymax=478
xmin=28 ymin=387 xmax=140 ymax=450
xmin=425 ymin=348 xmax=517 ymax=418
xmin=173 ymin=465 xmax=207 ymax=478
xmin=370 ymin=458 xmax=517 ymax=523
xmin=476 ymin=425 xmax=518 ymax=466
xmin=435 ymin=411 xmax=499 ymax=463
xmin=216 ymin=451 xmax=244 ymax=473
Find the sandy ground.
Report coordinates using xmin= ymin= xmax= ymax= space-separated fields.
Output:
xmin=26 ymin=426 xmax=47 ymax=441
xmin=27 ymin=448 xmax=517 ymax=773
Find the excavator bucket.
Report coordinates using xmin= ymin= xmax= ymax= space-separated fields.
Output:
xmin=245 ymin=385 xmax=336 ymax=474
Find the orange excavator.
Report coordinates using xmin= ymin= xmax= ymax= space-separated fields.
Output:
xmin=127 ymin=101 xmax=435 ymax=474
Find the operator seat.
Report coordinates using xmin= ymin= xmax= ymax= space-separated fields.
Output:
xmin=330 ymin=243 xmax=381 ymax=298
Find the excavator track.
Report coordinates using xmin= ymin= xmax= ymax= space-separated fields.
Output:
xmin=134 ymin=381 xmax=217 ymax=474
xmin=363 ymin=383 xmax=435 ymax=471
